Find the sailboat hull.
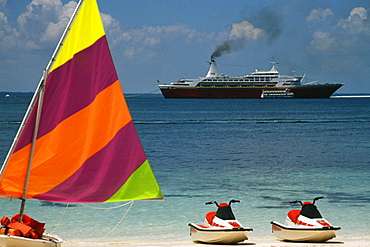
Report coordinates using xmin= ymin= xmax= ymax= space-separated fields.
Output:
xmin=0 ymin=233 xmax=62 ymax=247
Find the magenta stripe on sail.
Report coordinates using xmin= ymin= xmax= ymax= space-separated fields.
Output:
xmin=14 ymin=36 xmax=118 ymax=153
xmin=34 ymin=121 xmax=146 ymax=203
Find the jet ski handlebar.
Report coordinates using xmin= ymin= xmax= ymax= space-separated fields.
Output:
xmin=205 ymin=201 xmax=219 ymax=207
xmin=313 ymin=196 xmax=324 ymax=204
xmin=205 ymin=199 xmax=240 ymax=207
xmin=290 ymin=200 xmax=303 ymax=205
xmin=290 ymin=196 xmax=324 ymax=205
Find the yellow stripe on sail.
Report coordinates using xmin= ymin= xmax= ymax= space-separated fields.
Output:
xmin=106 ymin=160 xmax=164 ymax=202
xmin=50 ymin=0 xmax=105 ymax=72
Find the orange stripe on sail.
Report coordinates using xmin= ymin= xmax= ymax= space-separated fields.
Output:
xmin=0 ymin=81 xmax=131 ymax=197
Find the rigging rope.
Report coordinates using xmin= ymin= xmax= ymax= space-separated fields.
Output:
xmin=50 ymin=200 xmax=135 ymax=244
xmin=96 ymin=201 xmax=134 ymax=241
xmin=80 ymin=200 xmax=133 ymax=210
xmin=49 ymin=203 xmax=70 ymax=234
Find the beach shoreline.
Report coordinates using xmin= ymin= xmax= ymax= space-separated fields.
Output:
xmin=62 ymin=237 xmax=370 ymax=246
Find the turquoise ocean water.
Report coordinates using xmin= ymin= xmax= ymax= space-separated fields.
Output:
xmin=0 ymin=93 xmax=369 ymax=243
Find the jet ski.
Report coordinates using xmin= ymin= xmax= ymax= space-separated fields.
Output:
xmin=271 ymin=197 xmax=340 ymax=242
xmin=188 ymin=199 xmax=252 ymax=244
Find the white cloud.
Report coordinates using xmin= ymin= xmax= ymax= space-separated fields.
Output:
xmin=17 ymin=0 xmax=77 ymax=46
xmin=117 ymin=24 xmax=214 ymax=59
xmin=121 ymin=24 xmax=212 ymax=45
xmin=338 ymin=7 xmax=369 ymax=35
xmin=123 ymin=47 xmax=143 ymax=59
xmin=307 ymin=8 xmax=334 ymax=22
xmin=308 ymin=7 xmax=370 ymax=53
xmin=0 ymin=11 xmax=20 ymax=54
xmin=101 ymin=13 xmax=123 ymax=45
xmin=143 ymin=36 xmax=160 ymax=46
xmin=308 ymin=31 xmax=336 ymax=52
xmin=18 ymin=0 xmax=62 ymax=30
xmin=346 ymin=7 xmax=368 ymax=21
xmin=229 ymin=20 xmax=267 ymax=40
xmin=40 ymin=1 xmax=76 ymax=43
xmin=0 ymin=0 xmax=213 ymax=62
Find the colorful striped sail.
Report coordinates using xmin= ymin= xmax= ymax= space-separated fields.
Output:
xmin=0 ymin=0 xmax=163 ymax=203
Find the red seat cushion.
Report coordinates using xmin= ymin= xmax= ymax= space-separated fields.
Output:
xmin=205 ymin=212 xmax=216 ymax=225
xmin=288 ymin=209 xmax=301 ymax=223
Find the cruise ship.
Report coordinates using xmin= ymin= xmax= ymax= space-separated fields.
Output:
xmin=158 ymin=60 xmax=344 ymax=99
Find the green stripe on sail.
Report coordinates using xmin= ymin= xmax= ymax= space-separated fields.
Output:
xmin=105 ymin=160 xmax=163 ymax=202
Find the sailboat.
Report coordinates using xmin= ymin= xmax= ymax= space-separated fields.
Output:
xmin=0 ymin=0 xmax=164 ymax=246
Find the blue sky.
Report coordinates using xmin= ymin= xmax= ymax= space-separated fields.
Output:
xmin=0 ymin=0 xmax=369 ymax=94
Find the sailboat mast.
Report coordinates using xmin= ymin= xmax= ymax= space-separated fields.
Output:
xmin=19 ymin=70 xmax=46 ymax=221
xmin=17 ymin=0 xmax=84 ymax=221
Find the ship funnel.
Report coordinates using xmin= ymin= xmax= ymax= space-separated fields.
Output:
xmin=206 ymin=60 xmax=219 ymax=78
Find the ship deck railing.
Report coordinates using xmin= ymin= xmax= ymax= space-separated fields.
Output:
xmin=199 ymin=82 xmax=276 ymax=87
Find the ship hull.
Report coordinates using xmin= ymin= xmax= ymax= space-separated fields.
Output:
xmin=160 ymin=84 xmax=343 ymax=99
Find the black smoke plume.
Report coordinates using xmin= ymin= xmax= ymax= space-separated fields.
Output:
xmin=211 ymin=7 xmax=283 ymax=60
xmin=211 ymin=40 xmax=242 ymax=60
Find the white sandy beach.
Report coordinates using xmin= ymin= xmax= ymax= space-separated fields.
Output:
xmin=62 ymin=237 xmax=370 ymax=247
